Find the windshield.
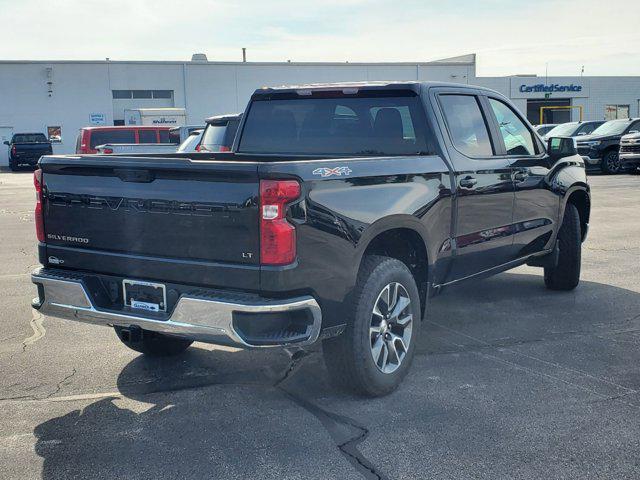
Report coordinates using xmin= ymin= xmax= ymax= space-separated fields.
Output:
xmin=238 ymin=93 xmax=429 ymax=155
xmin=591 ymin=119 xmax=631 ymax=136
xmin=177 ymin=131 xmax=203 ymax=152
xmin=545 ymin=123 xmax=579 ymax=137
xmin=13 ymin=133 xmax=47 ymax=143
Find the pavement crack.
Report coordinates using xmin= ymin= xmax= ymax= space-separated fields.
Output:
xmin=281 ymin=388 xmax=388 ymax=480
xmin=584 ymin=246 xmax=640 ymax=252
xmin=276 ymin=351 xmax=389 ymax=480
xmin=44 ymin=368 xmax=77 ymax=399
xmin=21 ymin=310 xmax=46 ymax=352
xmin=0 ymin=369 xmax=76 ymax=402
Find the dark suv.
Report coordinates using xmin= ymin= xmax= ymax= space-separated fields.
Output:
xmin=576 ymin=118 xmax=640 ymax=174
xmin=542 ymin=121 xmax=604 ymax=140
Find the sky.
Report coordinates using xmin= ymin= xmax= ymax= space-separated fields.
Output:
xmin=1 ymin=0 xmax=639 ymax=77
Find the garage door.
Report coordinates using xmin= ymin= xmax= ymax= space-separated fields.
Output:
xmin=0 ymin=127 xmax=13 ymax=167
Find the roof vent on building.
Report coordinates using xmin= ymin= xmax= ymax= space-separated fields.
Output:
xmin=191 ymin=53 xmax=208 ymax=62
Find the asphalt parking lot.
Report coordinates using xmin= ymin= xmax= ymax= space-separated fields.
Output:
xmin=0 ymin=170 xmax=639 ymax=479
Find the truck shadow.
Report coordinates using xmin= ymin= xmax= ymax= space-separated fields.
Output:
xmin=32 ymin=272 xmax=640 ymax=479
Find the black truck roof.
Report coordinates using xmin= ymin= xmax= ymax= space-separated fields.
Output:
xmin=251 ymin=80 xmax=499 ymax=97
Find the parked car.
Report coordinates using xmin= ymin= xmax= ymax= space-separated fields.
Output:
xmin=176 ymin=129 xmax=204 ymax=153
xmin=4 ymin=133 xmax=52 ymax=170
xmin=542 ymin=121 xmax=605 ymax=140
xmin=533 ymin=124 xmax=558 ymax=136
xmin=198 ymin=114 xmax=241 ymax=152
xmin=576 ymin=118 xmax=640 ymax=174
xmin=75 ymin=126 xmax=173 ymax=154
xmin=168 ymin=125 xmax=205 ymax=145
xmin=619 ymin=132 xmax=640 ymax=174
xmin=31 ymin=81 xmax=589 ymax=397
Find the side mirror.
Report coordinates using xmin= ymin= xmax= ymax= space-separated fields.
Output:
xmin=3 ymin=141 xmax=9 ymax=146
xmin=547 ymin=137 xmax=577 ymax=159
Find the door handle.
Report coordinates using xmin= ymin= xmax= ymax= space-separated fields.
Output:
xmin=459 ymin=176 xmax=477 ymax=188
xmin=513 ymin=171 xmax=528 ymax=182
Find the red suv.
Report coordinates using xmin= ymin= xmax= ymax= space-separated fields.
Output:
xmin=75 ymin=126 xmax=173 ymax=154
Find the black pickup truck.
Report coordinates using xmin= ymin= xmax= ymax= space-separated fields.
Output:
xmin=31 ymin=82 xmax=590 ymax=396
xmin=5 ymin=133 xmax=53 ymax=171
xmin=576 ymin=117 xmax=640 ymax=174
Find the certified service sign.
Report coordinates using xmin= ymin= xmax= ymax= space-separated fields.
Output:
xmin=510 ymin=78 xmax=589 ymax=99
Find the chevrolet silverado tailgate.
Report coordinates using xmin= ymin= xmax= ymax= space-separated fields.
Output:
xmin=39 ymin=155 xmax=260 ymax=290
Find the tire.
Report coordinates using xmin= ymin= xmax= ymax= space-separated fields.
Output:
xmin=544 ymin=203 xmax=581 ymax=291
xmin=114 ymin=326 xmax=193 ymax=356
xmin=322 ymin=255 xmax=421 ymax=397
xmin=600 ymin=150 xmax=621 ymax=174
xmin=9 ymin=159 xmax=18 ymax=171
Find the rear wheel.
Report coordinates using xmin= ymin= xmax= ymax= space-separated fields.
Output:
xmin=8 ymin=159 xmax=18 ymax=171
xmin=601 ymin=150 xmax=621 ymax=174
xmin=114 ymin=326 xmax=193 ymax=356
xmin=322 ymin=256 xmax=421 ymax=397
xmin=544 ymin=203 xmax=581 ymax=291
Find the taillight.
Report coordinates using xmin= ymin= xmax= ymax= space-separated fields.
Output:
xmin=259 ymin=179 xmax=300 ymax=265
xmin=103 ymin=147 xmax=114 ymax=154
xmin=195 ymin=144 xmax=202 ymax=152
xmin=219 ymin=145 xmax=231 ymax=152
xmin=33 ymin=169 xmax=45 ymax=242
xmin=11 ymin=145 xmax=16 ymax=156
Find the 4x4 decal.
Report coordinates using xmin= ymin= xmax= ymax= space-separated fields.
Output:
xmin=312 ymin=166 xmax=352 ymax=177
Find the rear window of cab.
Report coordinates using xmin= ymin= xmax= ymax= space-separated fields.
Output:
xmin=238 ymin=92 xmax=429 ymax=156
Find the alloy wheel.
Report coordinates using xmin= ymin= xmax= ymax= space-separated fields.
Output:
xmin=606 ymin=152 xmax=621 ymax=173
xmin=369 ymin=282 xmax=413 ymax=374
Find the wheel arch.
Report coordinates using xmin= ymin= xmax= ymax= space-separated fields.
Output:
xmin=563 ymin=186 xmax=590 ymax=242
xmin=356 ymin=218 xmax=431 ymax=318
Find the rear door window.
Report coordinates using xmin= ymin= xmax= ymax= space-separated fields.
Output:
xmin=439 ymin=94 xmax=493 ymax=157
xmin=138 ymin=130 xmax=157 ymax=143
xmin=158 ymin=130 xmax=171 ymax=143
xmin=89 ymin=130 xmax=135 ymax=148
xmin=168 ymin=129 xmax=181 ymax=144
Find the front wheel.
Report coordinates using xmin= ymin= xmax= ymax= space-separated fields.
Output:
xmin=601 ymin=150 xmax=622 ymax=174
xmin=322 ymin=256 xmax=421 ymax=397
xmin=114 ymin=326 xmax=193 ymax=356
xmin=544 ymin=203 xmax=581 ymax=291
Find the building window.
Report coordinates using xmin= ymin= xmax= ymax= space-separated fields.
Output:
xmin=112 ymin=90 xmax=132 ymax=99
xmin=152 ymin=90 xmax=173 ymax=99
xmin=132 ymin=90 xmax=152 ymax=99
xmin=605 ymin=105 xmax=630 ymax=120
xmin=112 ymin=90 xmax=174 ymax=100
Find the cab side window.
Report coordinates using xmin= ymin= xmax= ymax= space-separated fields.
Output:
xmin=439 ymin=94 xmax=493 ymax=157
xmin=489 ymin=98 xmax=537 ymax=156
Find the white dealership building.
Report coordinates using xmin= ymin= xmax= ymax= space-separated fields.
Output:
xmin=1 ymin=53 xmax=639 ymax=166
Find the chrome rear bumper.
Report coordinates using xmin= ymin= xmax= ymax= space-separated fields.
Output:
xmin=31 ymin=269 xmax=322 ymax=348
